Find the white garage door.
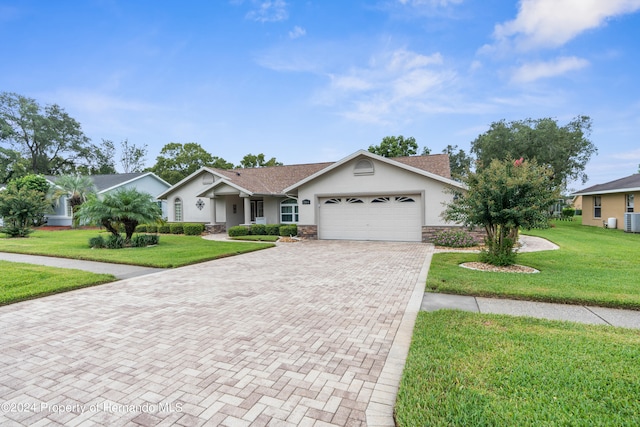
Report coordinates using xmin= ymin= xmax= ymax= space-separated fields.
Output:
xmin=319 ymin=195 xmax=422 ymax=242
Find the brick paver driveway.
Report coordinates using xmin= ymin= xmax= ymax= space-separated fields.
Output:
xmin=0 ymin=241 xmax=431 ymax=426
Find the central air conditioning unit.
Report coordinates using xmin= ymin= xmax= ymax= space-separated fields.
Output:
xmin=624 ymin=213 xmax=640 ymax=233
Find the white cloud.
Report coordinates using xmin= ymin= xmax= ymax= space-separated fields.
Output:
xmin=288 ymin=26 xmax=306 ymax=39
xmin=246 ymin=0 xmax=288 ymax=23
xmin=397 ymin=0 xmax=463 ymax=6
xmin=610 ymin=148 xmax=640 ymax=160
xmin=492 ymin=0 xmax=640 ymax=51
xmin=511 ymin=56 xmax=590 ymax=83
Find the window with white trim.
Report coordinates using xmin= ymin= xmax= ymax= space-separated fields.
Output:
xmin=626 ymin=194 xmax=634 ymax=213
xmin=280 ymin=198 xmax=299 ymax=223
xmin=593 ymin=196 xmax=601 ymax=218
xmin=174 ymin=198 xmax=183 ymax=222
xmin=66 ymin=198 xmax=73 ymax=217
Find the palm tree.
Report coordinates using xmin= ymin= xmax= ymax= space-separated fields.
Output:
xmin=51 ymin=175 xmax=96 ymax=227
xmin=76 ymin=188 xmax=162 ymax=242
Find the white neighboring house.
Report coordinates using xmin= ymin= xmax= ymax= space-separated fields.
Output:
xmin=158 ymin=150 xmax=466 ymax=242
xmin=0 ymin=185 xmax=4 ymax=227
xmin=45 ymin=172 xmax=171 ymax=226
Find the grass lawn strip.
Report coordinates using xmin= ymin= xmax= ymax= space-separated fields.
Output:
xmin=0 ymin=230 xmax=274 ymax=268
xmin=427 ymin=219 xmax=640 ymax=309
xmin=396 ymin=310 xmax=640 ymax=427
xmin=0 ymin=260 xmax=115 ymax=306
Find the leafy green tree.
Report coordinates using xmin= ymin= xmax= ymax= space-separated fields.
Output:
xmin=442 ymin=144 xmax=473 ymax=180
xmin=421 ymin=146 xmax=431 ymax=155
xmin=0 ymin=147 xmax=30 ymax=183
xmin=239 ymin=153 xmax=283 ymax=168
xmin=76 ymin=188 xmax=162 ymax=242
xmin=470 ymin=116 xmax=597 ymax=188
xmin=148 ymin=142 xmax=233 ymax=184
xmin=50 ymin=175 xmax=96 ymax=228
xmin=0 ymin=182 xmax=51 ymax=237
xmin=0 ymin=92 xmax=100 ymax=175
xmin=444 ymin=158 xmax=557 ymax=266
xmin=368 ymin=136 xmax=418 ymax=157
xmin=12 ymin=174 xmax=50 ymax=195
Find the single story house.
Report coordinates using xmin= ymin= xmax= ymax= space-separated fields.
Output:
xmin=158 ymin=150 xmax=466 ymax=242
xmin=573 ymin=173 xmax=639 ymax=230
xmin=45 ymin=172 xmax=171 ymax=226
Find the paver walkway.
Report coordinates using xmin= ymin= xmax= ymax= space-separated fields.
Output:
xmin=0 ymin=241 xmax=430 ymax=426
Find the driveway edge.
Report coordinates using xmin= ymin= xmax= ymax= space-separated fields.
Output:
xmin=366 ymin=245 xmax=434 ymax=427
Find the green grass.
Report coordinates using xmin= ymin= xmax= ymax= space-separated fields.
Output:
xmin=427 ymin=219 xmax=640 ymax=309
xmin=0 ymin=260 xmax=115 ymax=305
xmin=229 ymin=235 xmax=281 ymax=242
xmin=0 ymin=230 xmax=274 ymax=268
xmin=396 ymin=310 xmax=640 ymax=427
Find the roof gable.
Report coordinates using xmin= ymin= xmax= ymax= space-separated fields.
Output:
xmin=574 ymin=174 xmax=640 ymax=195
xmin=46 ymin=172 xmax=170 ymax=193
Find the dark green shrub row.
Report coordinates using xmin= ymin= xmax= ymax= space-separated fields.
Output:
xmin=184 ymin=223 xmax=205 ymax=235
xmin=432 ymin=229 xmax=477 ymax=247
xmin=562 ymin=207 xmax=576 ymax=217
xmin=228 ymin=224 xmax=298 ymax=237
xmin=135 ymin=223 xmax=205 ymax=235
xmin=89 ymin=233 xmax=159 ymax=249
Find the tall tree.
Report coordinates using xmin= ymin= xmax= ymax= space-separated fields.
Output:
xmin=239 ymin=153 xmax=283 ymax=168
xmin=0 ymin=148 xmax=30 ymax=183
xmin=50 ymin=175 xmax=97 ymax=228
xmin=0 ymin=92 xmax=97 ymax=175
xmin=470 ymin=116 xmax=597 ymax=189
xmin=442 ymin=145 xmax=473 ymax=180
xmin=0 ymin=181 xmax=51 ymax=237
xmin=148 ymin=142 xmax=233 ymax=184
xmin=117 ymin=139 xmax=148 ymax=173
xmin=368 ymin=135 xmax=418 ymax=158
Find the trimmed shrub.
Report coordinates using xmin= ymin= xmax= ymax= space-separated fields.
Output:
xmin=184 ymin=223 xmax=204 ymax=235
xmin=158 ymin=224 xmax=171 ymax=234
xmin=88 ymin=235 xmax=105 ymax=248
xmin=135 ymin=224 xmax=147 ymax=233
xmin=279 ymin=224 xmax=298 ymax=236
xmin=480 ymin=237 xmax=516 ymax=266
xmin=131 ymin=234 xmax=160 ymax=247
xmin=562 ymin=207 xmax=576 ymax=218
xmin=105 ymin=234 xmax=125 ymax=249
xmin=432 ymin=229 xmax=477 ymax=248
xmin=146 ymin=224 xmax=158 ymax=233
xmin=265 ymin=224 xmax=280 ymax=235
xmin=250 ymin=224 xmax=267 ymax=235
xmin=170 ymin=223 xmax=184 ymax=234
xmin=228 ymin=225 xmax=251 ymax=237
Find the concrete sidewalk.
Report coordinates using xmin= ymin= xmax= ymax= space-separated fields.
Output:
xmin=0 ymin=252 xmax=165 ymax=280
xmin=421 ymin=293 xmax=640 ymax=329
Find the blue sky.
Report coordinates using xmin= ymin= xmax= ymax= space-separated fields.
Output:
xmin=2 ymin=0 xmax=639 ymax=190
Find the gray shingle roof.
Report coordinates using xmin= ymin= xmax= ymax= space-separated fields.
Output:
xmin=574 ymin=173 xmax=640 ymax=195
xmin=45 ymin=173 xmax=147 ymax=192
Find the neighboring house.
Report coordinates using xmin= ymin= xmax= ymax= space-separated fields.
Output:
xmin=158 ymin=150 xmax=466 ymax=242
xmin=0 ymin=185 xmax=4 ymax=227
xmin=45 ymin=172 xmax=171 ymax=226
xmin=573 ymin=173 xmax=639 ymax=230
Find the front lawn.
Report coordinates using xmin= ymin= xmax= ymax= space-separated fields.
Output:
xmin=396 ymin=310 xmax=640 ymax=426
xmin=0 ymin=230 xmax=274 ymax=268
xmin=0 ymin=260 xmax=114 ymax=305
xmin=427 ymin=219 xmax=640 ymax=309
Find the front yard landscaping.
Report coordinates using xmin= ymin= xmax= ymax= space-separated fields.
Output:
xmin=396 ymin=310 xmax=640 ymax=427
xmin=0 ymin=229 xmax=274 ymax=268
xmin=427 ymin=219 xmax=640 ymax=309
xmin=0 ymin=260 xmax=114 ymax=305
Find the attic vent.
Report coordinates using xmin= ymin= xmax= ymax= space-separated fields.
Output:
xmin=202 ymin=173 xmax=214 ymax=185
xmin=354 ymin=159 xmax=374 ymax=176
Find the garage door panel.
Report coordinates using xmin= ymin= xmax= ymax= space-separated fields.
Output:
xmin=319 ymin=195 xmax=421 ymax=242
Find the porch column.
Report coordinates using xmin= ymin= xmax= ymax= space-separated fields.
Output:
xmin=210 ymin=197 xmax=216 ymax=224
xmin=243 ymin=195 xmax=251 ymax=225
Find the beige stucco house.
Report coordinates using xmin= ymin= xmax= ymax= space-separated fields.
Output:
xmin=158 ymin=150 xmax=465 ymax=242
xmin=573 ymin=173 xmax=639 ymax=230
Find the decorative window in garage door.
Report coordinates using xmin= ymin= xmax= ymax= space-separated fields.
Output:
xmin=371 ymin=197 xmax=390 ymax=203
xmin=346 ymin=198 xmax=364 ymax=203
xmin=324 ymin=198 xmax=342 ymax=204
xmin=396 ymin=196 xmax=415 ymax=203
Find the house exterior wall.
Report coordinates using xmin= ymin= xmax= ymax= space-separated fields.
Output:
xmin=581 ymin=192 xmax=638 ymax=228
xmin=263 ymin=197 xmax=281 ymax=224
xmin=46 ymin=198 xmax=72 ymax=226
xmin=225 ymin=195 xmax=244 ymax=227
xmin=296 ymin=157 xmax=455 ymax=227
xmin=163 ymin=171 xmax=216 ymax=223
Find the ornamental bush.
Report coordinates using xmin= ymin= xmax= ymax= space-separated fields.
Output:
xmin=158 ymin=224 xmax=171 ymax=234
xmin=88 ymin=235 xmax=106 ymax=248
xmin=265 ymin=224 xmax=280 ymax=235
xmin=183 ymin=223 xmax=204 ymax=235
xmin=562 ymin=207 xmax=576 ymax=218
xmin=250 ymin=224 xmax=266 ymax=235
xmin=279 ymin=224 xmax=297 ymax=236
xmin=146 ymin=224 xmax=158 ymax=233
xmin=432 ymin=229 xmax=477 ymax=248
xmin=135 ymin=224 xmax=147 ymax=233
xmin=131 ymin=234 xmax=160 ymax=247
xmin=170 ymin=223 xmax=184 ymax=234
xmin=105 ymin=234 xmax=125 ymax=249
xmin=228 ymin=225 xmax=250 ymax=237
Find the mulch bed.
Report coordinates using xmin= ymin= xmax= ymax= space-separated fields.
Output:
xmin=460 ymin=262 xmax=539 ymax=274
